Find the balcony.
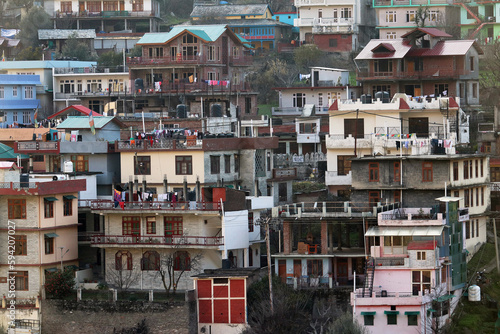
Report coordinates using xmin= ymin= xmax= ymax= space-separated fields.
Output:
xmin=89 ymin=200 xmax=221 ymax=212
xmin=275 ymin=201 xmax=401 ymax=218
xmin=272 ymin=107 xmax=329 ymax=116
xmin=295 ymin=0 xmax=355 ymax=5
xmin=90 ymin=234 xmax=223 ymax=247
xmin=54 ymin=67 xmax=127 ymax=75
xmin=294 ymin=18 xmax=354 ymax=33
xmin=357 ymin=68 xmax=471 ymax=81
xmin=379 ymin=207 xmax=444 ymax=224
xmin=325 ymin=171 xmax=352 ymax=186
xmin=352 ymin=289 xmax=422 ymax=305
xmin=60 ymin=141 xmax=111 ymax=154
xmin=115 ymin=138 xmax=203 ymax=152
xmin=54 ymin=10 xmax=159 ymax=19
xmin=127 ymin=55 xmax=252 ymax=67
xmin=16 ymin=141 xmax=59 ymax=154
xmin=127 ymin=79 xmax=252 ymax=94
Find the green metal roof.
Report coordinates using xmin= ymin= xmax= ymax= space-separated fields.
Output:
xmin=138 ymin=25 xmax=229 ymax=45
xmin=361 ymin=311 xmax=376 ymax=315
xmin=0 ymin=60 xmax=96 ymax=70
xmin=435 ymin=294 xmax=455 ymax=302
xmin=384 ymin=311 xmax=400 ymax=315
xmin=0 ymin=142 xmax=29 ymax=160
xmin=63 ymin=195 xmax=77 ymax=200
xmin=405 ymin=311 xmax=420 ymax=315
xmin=44 ymin=233 xmax=59 ymax=238
xmin=57 ymin=116 xmax=115 ymax=130
xmin=44 ymin=197 xmax=58 ymax=202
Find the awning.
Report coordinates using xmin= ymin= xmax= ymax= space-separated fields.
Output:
xmin=366 ymin=225 xmax=444 ymax=237
xmin=427 ymin=308 xmax=437 ymax=313
xmin=63 ymin=195 xmax=77 ymax=200
xmin=44 ymin=233 xmax=59 ymax=238
xmin=384 ymin=311 xmax=400 ymax=315
xmin=45 ymin=267 xmax=58 ymax=273
xmin=361 ymin=311 xmax=376 ymax=315
xmin=44 ymin=197 xmax=58 ymax=202
xmin=405 ymin=311 xmax=420 ymax=315
xmin=435 ymin=294 xmax=454 ymax=302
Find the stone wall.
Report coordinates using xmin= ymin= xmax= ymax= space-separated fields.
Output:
xmin=41 ymin=299 xmax=193 ymax=334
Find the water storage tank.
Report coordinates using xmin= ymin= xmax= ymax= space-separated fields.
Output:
xmin=134 ymin=78 xmax=144 ymax=92
xmin=64 ymin=161 xmax=74 ymax=173
xmin=375 ymin=91 xmax=390 ymax=103
xmin=176 ymin=104 xmax=187 ymax=118
xmin=468 ymin=285 xmax=481 ymax=301
xmin=361 ymin=94 xmax=372 ymax=104
xmin=211 ymin=104 xmax=222 ymax=117
xmin=20 ymin=173 xmax=29 ymax=188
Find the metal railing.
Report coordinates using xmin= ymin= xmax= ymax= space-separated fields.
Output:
xmin=89 ymin=200 xmax=221 ymax=211
xmin=91 ymin=234 xmax=223 ymax=246
xmin=115 ymin=138 xmax=203 ymax=151
xmin=374 ymin=257 xmax=406 ymax=266
xmin=0 ymin=182 xmax=37 ymax=189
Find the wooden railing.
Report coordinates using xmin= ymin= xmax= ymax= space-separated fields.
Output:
xmin=91 ymin=234 xmax=223 ymax=246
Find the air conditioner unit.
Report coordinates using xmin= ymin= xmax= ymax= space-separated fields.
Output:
xmin=57 ymin=175 xmax=67 ymax=180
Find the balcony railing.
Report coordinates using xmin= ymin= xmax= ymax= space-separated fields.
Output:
xmin=353 ymin=290 xmax=416 ymax=298
xmin=357 ymin=68 xmax=471 ymax=80
xmin=54 ymin=10 xmax=159 ymax=18
xmin=91 ymin=234 xmax=224 ymax=246
xmin=115 ymin=138 xmax=203 ymax=151
xmin=54 ymin=67 xmax=126 ymax=74
xmin=491 ymin=183 xmax=500 ymax=192
xmin=17 ymin=141 xmax=59 ymax=153
xmin=294 ymin=17 xmax=354 ymax=28
xmin=275 ymin=201 xmax=401 ymax=217
xmin=373 ymin=257 xmax=406 ymax=266
xmin=0 ymin=182 xmax=37 ymax=189
xmin=127 ymin=55 xmax=252 ymax=67
xmin=89 ymin=200 xmax=221 ymax=211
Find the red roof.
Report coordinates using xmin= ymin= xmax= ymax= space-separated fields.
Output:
xmin=406 ymin=40 xmax=479 ymax=57
xmin=328 ymin=99 xmax=338 ymax=111
xmin=371 ymin=42 xmax=396 ymax=53
xmin=401 ymin=28 xmax=452 ymax=38
xmin=399 ymin=98 xmax=410 ymax=109
xmin=448 ymin=98 xmax=459 ymax=108
xmin=407 ymin=240 xmax=437 ymax=250
xmin=48 ymin=105 xmax=102 ymax=120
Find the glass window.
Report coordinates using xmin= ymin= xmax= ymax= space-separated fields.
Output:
xmin=386 ymin=10 xmax=396 ymax=22
xmin=45 ymin=236 xmax=54 ymax=254
xmin=422 ymin=162 xmax=433 ymax=182
xmin=10 ymin=271 xmax=28 ymax=291
xmin=63 ymin=198 xmax=73 ymax=216
xmin=248 ymin=212 xmax=254 ymax=232
xmin=141 ymin=251 xmax=160 ymax=270
xmin=115 ymin=250 xmax=132 ymax=270
xmin=71 ymin=155 xmax=89 ymax=172
xmin=146 ymin=216 xmax=156 ymax=234
xmin=175 ymin=156 xmax=192 ymax=175
xmin=369 ymin=163 xmax=379 ymax=182
xmin=122 ymin=216 xmax=140 ymax=235
xmin=12 ymin=86 xmax=17 ymax=97
xmin=364 ymin=315 xmax=374 ymax=326
xmin=134 ymin=156 xmax=150 ymax=175
xmin=394 ymin=162 xmax=400 ymax=182
xmin=210 ymin=155 xmax=220 ymax=174
xmin=24 ymin=86 xmax=34 ymax=99
xmin=174 ymin=251 xmax=191 ymax=271
xmin=412 ymin=270 xmax=431 ymax=296
xmin=14 ymin=235 xmax=27 ymax=256
xmin=0 ymin=86 xmax=4 ymax=98
xmin=224 ymin=155 xmax=231 ymax=173
xmin=453 ymin=162 xmax=459 ymax=181
xmin=408 ymin=314 xmax=418 ymax=326
xmin=8 ymin=199 xmax=26 ymax=219
xmin=44 ymin=199 xmax=54 ymax=218
xmin=387 ymin=313 xmax=397 ymax=325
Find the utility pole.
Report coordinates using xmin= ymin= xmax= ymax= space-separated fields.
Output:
xmin=493 ymin=218 xmax=500 ymax=274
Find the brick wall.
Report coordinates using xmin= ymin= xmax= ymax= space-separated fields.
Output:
xmin=307 ymin=34 xmax=352 ymax=52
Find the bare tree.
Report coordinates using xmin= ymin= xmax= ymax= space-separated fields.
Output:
xmin=106 ymin=264 xmax=140 ymax=291
xmin=158 ymin=248 xmax=203 ymax=295
xmin=414 ymin=6 xmax=430 ymax=28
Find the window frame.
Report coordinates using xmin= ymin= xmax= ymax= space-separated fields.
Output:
xmin=453 ymin=162 xmax=459 ymax=181
xmin=115 ymin=250 xmax=132 ymax=270
xmin=210 ymin=155 xmax=220 ymax=174
xmin=8 ymin=199 xmax=26 ymax=219
xmin=134 ymin=155 xmax=151 ymax=175
xmin=175 ymin=155 xmax=192 ymax=175
xmin=422 ymin=162 xmax=433 ymax=182
xmin=387 ymin=313 xmax=397 ymax=325
xmin=394 ymin=161 xmax=400 ymax=182
xmin=44 ymin=199 xmax=54 ymax=218
xmin=45 ymin=236 xmax=54 ymax=254
xmin=14 ymin=235 xmax=27 ymax=256
xmin=408 ymin=314 xmax=418 ymax=326
xmin=63 ymin=198 xmax=73 ymax=216
xmin=146 ymin=216 xmax=156 ymax=234
xmin=71 ymin=155 xmax=89 ymax=172
xmin=174 ymin=251 xmax=191 ymax=271
xmin=364 ymin=314 xmax=374 ymax=326
xmin=369 ymin=162 xmax=379 ymax=182
xmin=10 ymin=271 xmax=28 ymax=291
xmin=141 ymin=251 xmax=160 ymax=271
xmin=224 ymin=155 xmax=231 ymax=173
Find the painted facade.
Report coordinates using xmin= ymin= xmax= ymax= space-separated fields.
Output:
xmin=0 ymin=74 xmax=41 ymax=127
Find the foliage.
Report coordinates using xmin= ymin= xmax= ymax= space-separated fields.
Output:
xmin=293 ymin=44 xmax=323 ymax=71
xmin=12 ymin=0 xmax=33 ymax=10
xmin=18 ymin=7 xmax=52 ymax=47
xmin=59 ymin=34 xmax=95 ymax=61
xmin=293 ymin=181 xmax=326 ymax=194
xmin=414 ymin=6 xmax=430 ymax=28
xmin=127 ymin=45 xmax=143 ymax=58
xmin=323 ymin=312 xmax=367 ymax=334
xmin=45 ymin=269 xmax=75 ymax=299
xmin=158 ymin=248 xmax=203 ymax=295
xmin=15 ymin=46 xmax=42 ymax=60
xmin=480 ymin=42 xmax=500 ymax=106
xmin=159 ymin=0 xmax=193 ymax=18
xmin=113 ymin=319 xmax=149 ymax=334
xmin=98 ymin=50 xmax=124 ymax=67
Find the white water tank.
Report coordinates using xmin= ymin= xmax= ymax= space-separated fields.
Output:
xmin=468 ymin=285 xmax=481 ymax=302
xmin=63 ymin=161 xmax=74 ymax=173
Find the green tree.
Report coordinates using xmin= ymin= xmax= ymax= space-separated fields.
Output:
xmin=15 ymin=46 xmax=42 ymax=60
xmin=480 ymin=41 xmax=500 ymax=106
xmin=18 ymin=7 xmax=52 ymax=48
xmin=324 ymin=312 xmax=368 ymax=334
xmin=414 ymin=5 xmax=430 ymax=28
xmin=45 ymin=269 xmax=75 ymax=299
xmin=293 ymin=44 xmax=323 ymax=70
xmin=127 ymin=45 xmax=142 ymax=58
xmin=60 ymin=34 xmax=95 ymax=61
xmin=98 ymin=50 xmax=123 ymax=67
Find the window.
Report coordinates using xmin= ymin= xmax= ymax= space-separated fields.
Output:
xmin=171 ymin=46 xmax=178 ymax=61
xmin=232 ymin=46 xmax=239 ymax=58
xmin=372 ymin=85 xmax=391 ymax=97
xmin=464 ymin=189 xmax=470 ymax=207
xmin=412 ymin=270 xmax=431 ymax=296
xmin=134 ymin=156 xmax=150 ymax=175
xmin=318 ymin=93 xmax=323 ymax=108
xmin=406 ymin=10 xmax=415 ymax=22
xmin=307 ymin=259 xmax=323 ymax=276
xmin=115 ymin=250 xmax=132 ymax=270
xmin=341 ymin=7 xmax=351 ymax=18
xmin=369 ymin=163 xmax=379 ymax=182
xmin=387 ymin=32 xmax=396 ymax=39
xmin=469 ymin=159 xmax=473 ymax=178
xmin=386 ymin=11 xmax=396 ymax=22
xmin=344 ymin=119 xmax=364 ymax=138
xmin=146 ymin=216 xmax=156 ymax=234
xmin=364 ymin=314 xmax=374 ymax=326
xmin=10 ymin=271 xmax=28 ymax=291
xmin=45 ymin=236 xmax=54 ymax=254
xmin=338 ymin=155 xmax=354 ymax=175
xmin=435 ymin=83 xmax=448 ymax=96
xmin=61 ymin=1 xmax=72 ymax=12
xmin=165 ymin=216 xmax=183 ymax=241
xmin=141 ymin=251 xmax=160 ymax=270
xmin=175 ymin=156 xmax=192 ymax=175
xmin=174 ymin=251 xmax=191 ymax=271
xmin=369 ymin=191 xmax=380 ymax=207
xmin=14 ymin=235 xmax=27 ymax=256
xmin=224 ymin=155 xmax=231 ymax=173
xmin=22 ymin=111 xmax=30 ymax=124
xmin=453 ymin=162 xmax=459 ymax=181
xmin=292 ymin=93 xmax=306 ymax=108
xmin=71 ymin=155 xmax=89 ymax=172
xmin=279 ymin=183 xmax=287 ymax=202
xmin=464 ymin=161 xmax=469 ymax=179
xmin=12 ymin=86 xmax=17 ymax=97
xmin=132 ymin=0 xmax=143 ymax=11
xmin=384 ymin=236 xmax=411 ymax=255
xmin=481 ymin=187 xmax=484 ymax=206
xmin=374 ymin=59 xmax=392 ymax=75
xmin=429 ymin=10 xmax=439 ymax=21
xmin=122 ymin=216 xmax=140 ymax=235
xmin=417 ymin=251 xmax=426 ymax=260
xmin=234 ymin=154 xmax=240 ymax=173
xmin=248 ymin=212 xmax=254 ymax=232
xmin=472 ymin=82 xmax=478 ymax=99
xmin=387 ymin=313 xmax=397 ymax=325
xmin=208 ymin=45 xmax=216 ymax=61
xmin=44 ymin=199 xmax=54 ymax=218
xmin=0 ymin=86 xmax=4 ymax=98
xmin=470 ymin=56 xmax=475 ymax=71
xmin=394 ymin=162 xmax=400 ymax=182
xmin=210 ymin=155 xmax=220 ymax=174
xmin=8 ymin=199 xmax=26 ymax=219
xmin=24 ymin=86 xmax=33 ymax=99
xmin=329 ymin=39 xmax=337 ymax=47
xmin=422 ymin=162 xmax=433 ymax=182
xmin=407 ymin=314 xmax=418 ymax=326
xmin=476 ymin=219 xmax=479 ymax=237
xmin=63 ymin=197 xmax=73 ymax=216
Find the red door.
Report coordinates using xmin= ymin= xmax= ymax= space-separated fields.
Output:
xmin=278 ymin=260 xmax=286 ymax=283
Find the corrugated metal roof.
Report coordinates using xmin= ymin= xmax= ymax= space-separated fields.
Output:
xmin=0 ymin=60 xmax=97 ymax=70
xmin=138 ymin=25 xmax=228 ymax=44
xmin=225 ymin=18 xmax=292 ymax=27
xmin=38 ymin=29 xmax=96 ymax=40
xmin=355 ymin=40 xmax=411 ymax=60
xmin=0 ymin=142 xmax=29 ymax=159
xmin=6 ymin=39 xmax=20 ymax=47
xmin=0 ymin=100 xmax=40 ymax=109
xmin=191 ymin=4 xmax=271 ymax=18
xmin=401 ymin=28 xmax=452 ymax=39
xmin=365 ymin=225 xmax=444 ymax=237
xmin=57 ymin=116 xmax=115 ymax=129
xmin=406 ymin=40 xmax=477 ymax=57
xmin=0 ymin=74 xmax=41 ymax=85
xmin=48 ymin=105 xmax=101 ymax=120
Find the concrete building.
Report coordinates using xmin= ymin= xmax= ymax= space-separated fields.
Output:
xmin=0 ymin=74 xmax=41 ymax=128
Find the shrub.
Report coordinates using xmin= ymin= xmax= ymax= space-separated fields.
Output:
xmin=45 ymin=269 xmax=75 ymax=299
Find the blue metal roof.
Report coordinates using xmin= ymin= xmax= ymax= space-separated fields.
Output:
xmin=0 ymin=60 xmax=97 ymax=70
xmin=138 ymin=25 xmax=228 ymax=44
xmin=0 ymin=74 xmax=41 ymax=85
xmin=57 ymin=116 xmax=116 ymax=129
xmin=0 ymin=100 xmax=40 ymax=110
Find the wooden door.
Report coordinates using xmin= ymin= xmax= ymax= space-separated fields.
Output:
xmin=120 ymin=1 xmax=124 ymax=11
xmin=293 ymin=260 xmax=302 ymax=277
xmin=337 ymin=258 xmax=348 ymax=285
xmin=278 ymin=260 xmax=286 ymax=283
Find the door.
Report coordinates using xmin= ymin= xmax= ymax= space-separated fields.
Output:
xmin=337 ymin=258 xmax=348 ymax=285
xmin=409 ymin=117 xmax=429 ymax=137
xmin=79 ymin=1 xmax=85 ymax=13
xmin=278 ymin=260 xmax=286 ymax=283
xmin=120 ymin=1 xmax=124 ymax=11
xmin=293 ymin=260 xmax=302 ymax=278
xmin=313 ymin=71 xmax=319 ymax=86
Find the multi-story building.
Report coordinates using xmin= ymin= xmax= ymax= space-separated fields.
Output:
xmin=355 ymin=28 xmax=483 ymax=109
xmin=43 ymin=0 xmax=161 ymax=32
xmin=0 ymin=74 xmax=41 ymax=128
xmin=456 ymin=0 xmax=500 ymax=43
xmin=352 ymin=200 xmax=466 ymax=333
xmin=293 ymin=0 xmax=376 ymax=51
xmin=127 ymin=25 xmax=258 ymax=119
xmin=0 ymin=164 xmax=85 ymax=331
xmin=373 ymin=0 xmax=460 ymax=39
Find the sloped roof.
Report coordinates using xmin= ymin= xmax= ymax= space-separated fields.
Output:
xmin=401 ymin=27 xmax=452 ymax=39
xmin=57 ymin=116 xmax=125 ymax=129
xmin=0 ymin=142 xmax=28 ymax=159
xmin=0 ymin=161 xmax=20 ymax=169
xmin=38 ymin=29 xmax=96 ymax=40
xmin=191 ymin=4 xmax=272 ymax=18
xmin=406 ymin=40 xmax=482 ymax=57
xmin=48 ymin=105 xmax=101 ymax=120
xmin=356 ymin=39 xmax=411 ymax=60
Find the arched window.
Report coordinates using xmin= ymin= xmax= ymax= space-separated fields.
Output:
xmin=141 ymin=251 xmax=160 ymax=271
xmin=174 ymin=251 xmax=191 ymax=271
xmin=115 ymin=250 xmax=132 ymax=270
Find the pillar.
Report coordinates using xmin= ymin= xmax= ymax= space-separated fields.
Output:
xmin=321 ymin=220 xmax=328 ymax=254
xmin=283 ymin=221 xmax=291 ymax=254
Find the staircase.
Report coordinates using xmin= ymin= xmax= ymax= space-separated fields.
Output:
xmin=362 ymin=258 xmax=375 ymax=297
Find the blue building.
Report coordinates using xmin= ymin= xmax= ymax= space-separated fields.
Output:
xmin=272 ymin=11 xmax=299 ymax=34
xmin=0 ymin=74 xmax=41 ymax=127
